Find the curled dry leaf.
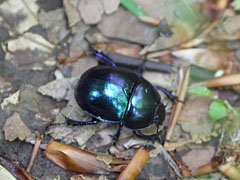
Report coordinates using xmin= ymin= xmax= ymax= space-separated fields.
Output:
xmin=171 ymin=48 xmax=228 ymax=71
xmin=0 ymin=155 xmax=34 ymax=180
xmin=200 ymin=73 xmax=240 ymax=87
xmin=116 ymin=147 xmax=149 ymax=180
xmin=192 ymin=157 xmax=240 ymax=180
xmin=44 ymin=139 xmax=127 ymax=174
xmin=94 ymin=41 xmax=142 ymax=58
xmin=192 ymin=156 xmax=223 ymax=177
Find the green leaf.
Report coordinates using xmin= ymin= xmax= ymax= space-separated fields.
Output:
xmin=120 ymin=0 xmax=148 ymax=17
xmin=232 ymin=0 xmax=240 ymax=10
xmin=208 ymin=101 xmax=227 ymax=121
xmin=188 ymin=86 xmax=215 ymax=97
xmin=120 ymin=0 xmax=158 ymax=32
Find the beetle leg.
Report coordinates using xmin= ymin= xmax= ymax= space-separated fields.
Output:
xmin=84 ymin=37 xmax=116 ymax=67
xmin=110 ymin=123 xmax=123 ymax=144
xmin=64 ymin=115 xmax=99 ymax=126
xmin=133 ymin=130 xmax=163 ymax=144
xmin=46 ymin=114 xmax=99 ymax=129
xmin=155 ymin=86 xmax=184 ymax=104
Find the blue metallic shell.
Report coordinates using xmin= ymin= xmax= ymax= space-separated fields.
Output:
xmin=123 ymin=78 xmax=162 ymax=129
xmin=75 ymin=66 xmax=138 ymax=122
xmin=75 ymin=66 xmax=164 ymax=130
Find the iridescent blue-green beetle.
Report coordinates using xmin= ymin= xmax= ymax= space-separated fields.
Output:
xmin=65 ymin=41 xmax=176 ymax=142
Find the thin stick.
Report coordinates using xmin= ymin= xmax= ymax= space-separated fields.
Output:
xmin=27 ymin=131 xmax=43 ymax=172
xmin=165 ymin=67 xmax=190 ymax=140
xmin=154 ymin=142 xmax=183 ymax=178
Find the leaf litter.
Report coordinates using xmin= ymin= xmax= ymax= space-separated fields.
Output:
xmin=0 ymin=0 xmax=240 ymax=179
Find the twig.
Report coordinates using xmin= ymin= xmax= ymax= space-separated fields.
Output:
xmin=165 ymin=67 xmax=190 ymax=140
xmin=153 ymin=142 xmax=183 ymax=178
xmin=27 ymin=131 xmax=43 ymax=172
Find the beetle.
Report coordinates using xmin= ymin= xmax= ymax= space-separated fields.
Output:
xmin=63 ymin=41 xmax=176 ymax=143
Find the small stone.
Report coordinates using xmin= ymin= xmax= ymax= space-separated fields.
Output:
xmin=101 ymin=0 xmax=120 ymax=14
xmin=78 ymin=0 xmax=104 ymax=24
xmin=63 ymin=0 xmax=81 ymax=27
xmin=98 ymin=8 xmax=157 ymax=45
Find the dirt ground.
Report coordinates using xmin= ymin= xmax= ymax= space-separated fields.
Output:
xmin=0 ymin=0 xmax=240 ymax=180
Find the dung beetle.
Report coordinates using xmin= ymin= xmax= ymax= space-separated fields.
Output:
xmin=64 ymin=40 xmax=176 ymax=143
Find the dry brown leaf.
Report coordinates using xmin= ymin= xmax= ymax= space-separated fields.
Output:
xmin=44 ymin=139 xmax=126 ymax=174
xmin=3 ymin=112 xmax=31 ymax=141
xmin=94 ymin=41 xmax=141 ymax=58
xmin=0 ymin=155 xmax=34 ymax=180
xmin=171 ymin=48 xmax=228 ymax=71
xmin=192 ymin=156 xmax=223 ymax=176
xmin=201 ymin=73 xmax=240 ymax=87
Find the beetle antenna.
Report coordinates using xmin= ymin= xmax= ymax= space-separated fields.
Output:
xmin=84 ymin=37 xmax=116 ymax=66
xmin=84 ymin=37 xmax=100 ymax=54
